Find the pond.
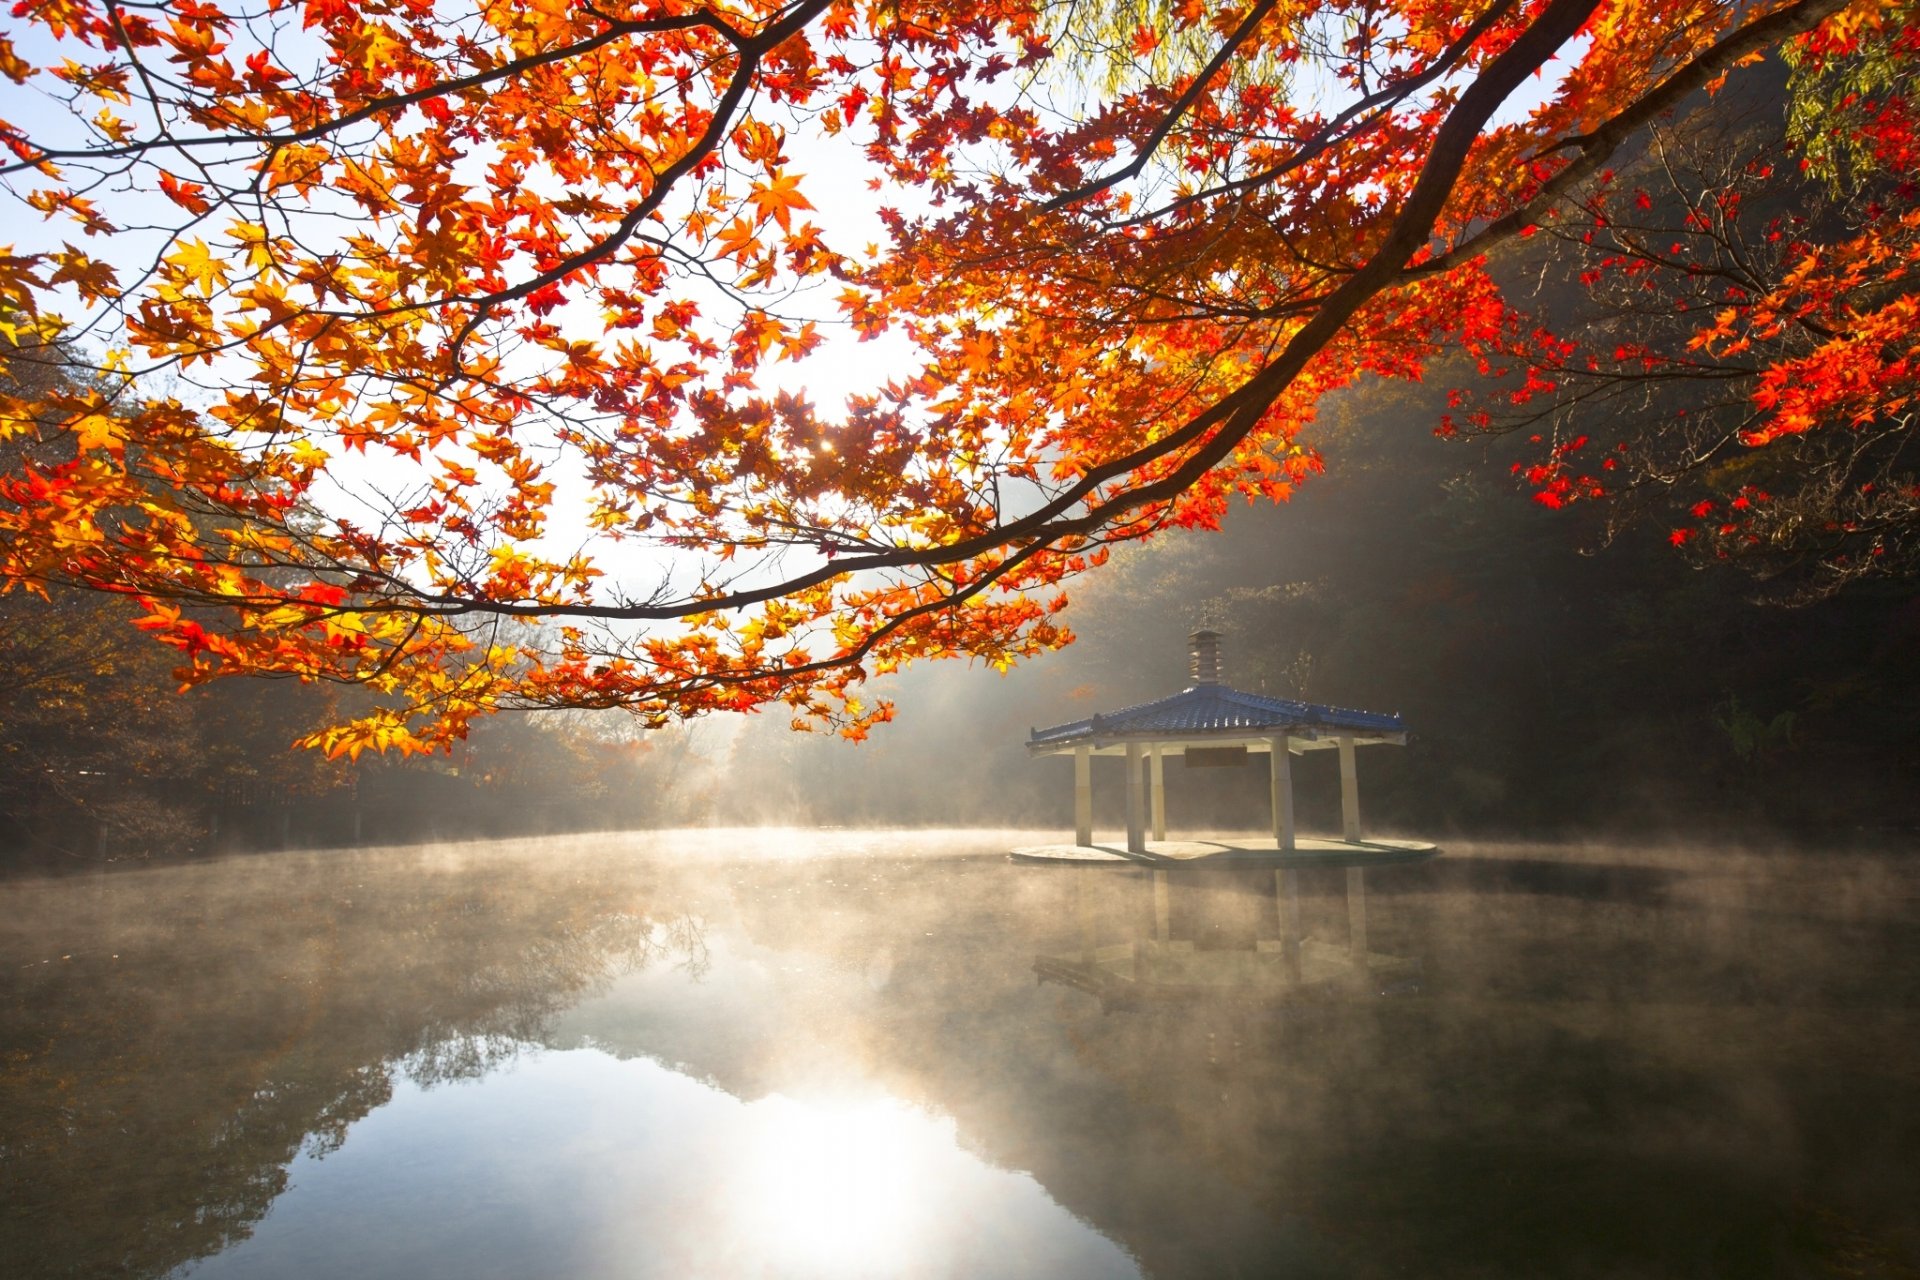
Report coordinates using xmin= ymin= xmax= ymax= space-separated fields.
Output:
xmin=2 ymin=830 xmax=1917 ymax=1278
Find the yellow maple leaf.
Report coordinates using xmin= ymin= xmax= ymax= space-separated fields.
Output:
xmin=165 ymin=237 xmax=229 ymax=297
xmin=0 ymin=37 xmax=32 ymax=85
xmin=228 ymin=221 xmax=276 ymax=271
xmin=72 ymin=411 xmax=124 ymax=453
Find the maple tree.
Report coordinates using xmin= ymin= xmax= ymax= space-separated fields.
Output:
xmin=0 ymin=0 xmax=1903 ymax=755
xmin=1452 ymin=17 xmax=1920 ymax=598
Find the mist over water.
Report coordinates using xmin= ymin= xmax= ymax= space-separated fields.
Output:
xmin=2 ymin=829 xmax=1916 ymax=1278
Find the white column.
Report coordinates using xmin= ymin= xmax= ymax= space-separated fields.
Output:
xmin=1074 ymin=746 xmax=1093 ymax=846
xmin=1269 ymin=737 xmax=1295 ymax=851
xmin=1149 ymin=746 xmax=1167 ymax=842
xmin=1338 ymin=736 xmax=1361 ymax=842
xmin=1124 ymin=742 xmax=1146 ymax=854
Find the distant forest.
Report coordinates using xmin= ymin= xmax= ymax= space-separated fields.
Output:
xmin=0 ymin=587 xmax=705 ymax=867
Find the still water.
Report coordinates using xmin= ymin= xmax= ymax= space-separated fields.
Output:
xmin=2 ymin=830 xmax=1916 ymax=1278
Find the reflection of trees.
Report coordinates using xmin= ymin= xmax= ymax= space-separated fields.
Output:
xmin=0 ymin=846 xmax=706 ymax=1280
xmin=718 ymin=852 xmax=1920 ymax=1279
xmin=4 ymin=843 xmax=1916 ymax=1279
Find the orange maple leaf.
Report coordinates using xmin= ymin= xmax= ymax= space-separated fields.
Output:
xmin=747 ymin=173 xmax=813 ymax=233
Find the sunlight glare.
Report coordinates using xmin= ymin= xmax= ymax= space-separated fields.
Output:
xmin=727 ymin=1093 xmax=948 ymax=1277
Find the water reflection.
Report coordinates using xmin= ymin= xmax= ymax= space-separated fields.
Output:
xmin=181 ymin=1048 xmax=1137 ymax=1280
xmin=1037 ymin=867 xmax=1423 ymax=1010
xmin=1 ymin=831 xmax=1916 ymax=1278
xmin=0 ymin=841 xmax=707 ymax=1280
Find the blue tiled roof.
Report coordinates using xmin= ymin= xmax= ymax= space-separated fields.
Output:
xmin=1029 ymin=684 xmax=1403 ymax=748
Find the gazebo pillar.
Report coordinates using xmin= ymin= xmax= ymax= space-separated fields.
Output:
xmin=1338 ymin=736 xmax=1362 ymax=841
xmin=1268 ymin=736 xmax=1296 ymax=851
xmin=1149 ymin=746 xmax=1167 ymax=842
xmin=1124 ymin=742 xmax=1147 ymax=854
xmin=1073 ymin=746 xmax=1093 ymax=846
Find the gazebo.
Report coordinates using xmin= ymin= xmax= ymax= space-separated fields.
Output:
xmin=1012 ymin=630 xmax=1436 ymax=865
xmin=1013 ymin=630 xmax=1439 ymax=983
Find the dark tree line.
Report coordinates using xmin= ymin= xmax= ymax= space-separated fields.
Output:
xmin=0 ymin=578 xmax=711 ymax=869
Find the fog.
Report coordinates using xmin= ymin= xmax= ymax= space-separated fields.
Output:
xmin=3 ymin=830 xmax=1916 ymax=1278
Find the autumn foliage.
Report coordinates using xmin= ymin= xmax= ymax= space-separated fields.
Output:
xmin=1446 ymin=15 xmax=1920 ymax=596
xmin=0 ymin=0 xmax=1906 ymax=754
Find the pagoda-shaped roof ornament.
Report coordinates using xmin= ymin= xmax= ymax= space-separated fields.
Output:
xmin=1189 ymin=628 xmax=1223 ymax=685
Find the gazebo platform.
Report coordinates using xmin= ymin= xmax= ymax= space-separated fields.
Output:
xmin=1008 ymin=835 xmax=1438 ymax=866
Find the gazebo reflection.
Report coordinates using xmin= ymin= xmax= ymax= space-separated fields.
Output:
xmin=1035 ymin=865 xmax=1423 ymax=1012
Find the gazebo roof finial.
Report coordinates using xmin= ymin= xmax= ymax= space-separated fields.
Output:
xmin=1189 ymin=628 xmax=1223 ymax=686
